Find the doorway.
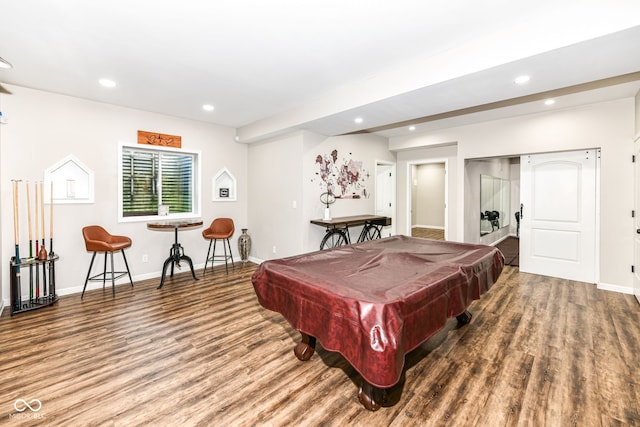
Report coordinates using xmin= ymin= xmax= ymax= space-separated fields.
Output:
xmin=407 ymin=160 xmax=447 ymax=240
xmin=375 ymin=161 xmax=396 ymax=237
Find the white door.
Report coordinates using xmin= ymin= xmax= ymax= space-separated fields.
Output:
xmin=520 ymin=150 xmax=597 ymax=283
xmin=375 ymin=162 xmax=395 ymax=237
xmin=634 ymin=138 xmax=640 ymax=303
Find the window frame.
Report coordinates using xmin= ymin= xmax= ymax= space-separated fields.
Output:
xmin=118 ymin=142 xmax=201 ymax=223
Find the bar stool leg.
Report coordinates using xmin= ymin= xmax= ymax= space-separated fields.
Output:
xmin=222 ymin=240 xmax=228 ymax=274
xmin=81 ymin=252 xmax=98 ymax=299
xmin=203 ymin=240 xmax=213 ymax=277
xmin=121 ymin=250 xmax=133 ymax=287
xmin=102 ymin=252 xmax=108 ymax=289
xmin=110 ymin=251 xmax=116 ymax=297
xmin=212 ymin=239 xmax=218 ymax=272
xmin=225 ymin=238 xmax=234 ymax=270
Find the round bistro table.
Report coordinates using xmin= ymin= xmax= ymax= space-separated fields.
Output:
xmin=147 ymin=219 xmax=203 ymax=289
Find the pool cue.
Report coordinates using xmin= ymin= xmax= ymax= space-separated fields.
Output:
xmin=49 ymin=182 xmax=55 ymax=298
xmin=49 ymin=181 xmax=54 ymax=256
xmin=39 ymin=181 xmax=48 ymax=296
xmin=26 ymin=181 xmax=34 ymax=303
xmin=12 ymin=180 xmax=22 ymax=310
xmin=35 ymin=183 xmax=39 ymax=259
xmin=34 ymin=182 xmax=40 ymax=300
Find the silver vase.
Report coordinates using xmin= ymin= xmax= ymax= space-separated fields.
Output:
xmin=238 ymin=228 xmax=252 ymax=263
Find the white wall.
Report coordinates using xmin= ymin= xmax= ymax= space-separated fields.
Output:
xmin=246 ymin=131 xmax=306 ymax=261
xmin=247 ymin=131 xmax=395 ymax=259
xmin=0 ymin=84 xmax=247 ymax=306
xmin=391 ymin=98 xmax=635 ymax=290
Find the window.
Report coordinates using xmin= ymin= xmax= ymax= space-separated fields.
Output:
xmin=119 ymin=144 xmax=200 ymax=221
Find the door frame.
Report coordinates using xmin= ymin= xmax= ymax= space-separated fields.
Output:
xmin=634 ymin=137 xmax=640 ymax=303
xmin=406 ymin=158 xmax=448 ymax=240
xmin=375 ymin=160 xmax=396 ymax=237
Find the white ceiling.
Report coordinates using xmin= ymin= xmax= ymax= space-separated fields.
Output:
xmin=1 ymin=1 xmax=639 ymax=143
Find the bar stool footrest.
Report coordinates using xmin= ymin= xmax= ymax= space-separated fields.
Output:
xmin=87 ymin=271 xmax=130 ymax=282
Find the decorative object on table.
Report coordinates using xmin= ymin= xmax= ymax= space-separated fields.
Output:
xmin=137 ymin=130 xmax=182 ymax=148
xmin=312 ymin=149 xmax=370 ymax=199
xmin=202 ymin=218 xmax=235 ymax=275
xmin=319 ymin=191 xmax=335 ymax=221
xmin=237 ymin=228 xmax=252 ymax=263
xmin=212 ymin=167 xmax=237 ymax=201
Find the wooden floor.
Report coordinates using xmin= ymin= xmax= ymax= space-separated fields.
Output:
xmin=412 ymin=227 xmax=445 ymax=240
xmin=1 ymin=263 xmax=639 ymax=426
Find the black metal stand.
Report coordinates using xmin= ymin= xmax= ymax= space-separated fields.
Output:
xmin=158 ymin=227 xmax=198 ymax=289
xmin=10 ymin=254 xmax=59 ymax=316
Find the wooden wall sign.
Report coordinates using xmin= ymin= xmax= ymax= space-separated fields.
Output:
xmin=137 ymin=130 xmax=182 ymax=148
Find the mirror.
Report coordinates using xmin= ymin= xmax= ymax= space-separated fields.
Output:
xmin=480 ymin=175 xmax=509 ymax=236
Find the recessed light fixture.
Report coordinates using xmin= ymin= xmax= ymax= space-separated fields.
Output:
xmin=0 ymin=56 xmax=13 ymax=69
xmin=408 ymin=126 xmax=416 ymax=131
xmin=514 ymin=75 xmax=530 ymax=85
xmin=544 ymin=99 xmax=556 ymax=106
xmin=202 ymin=104 xmax=215 ymax=112
xmin=354 ymin=117 xmax=363 ymax=124
xmin=98 ymin=78 xmax=116 ymax=88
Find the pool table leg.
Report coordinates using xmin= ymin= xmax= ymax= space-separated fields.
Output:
xmin=293 ymin=332 xmax=316 ymax=361
xmin=456 ymin=309 xmax=473 ymax=325
xmin=358 ymin=380 xmax=385 ymax=411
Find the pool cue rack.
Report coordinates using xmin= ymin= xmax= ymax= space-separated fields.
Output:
xmin=10 ymin=254 xmax=59 ymax=316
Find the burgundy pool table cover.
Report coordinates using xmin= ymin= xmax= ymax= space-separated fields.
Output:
xmin=251 ymin=235 xmax=505 ymax=388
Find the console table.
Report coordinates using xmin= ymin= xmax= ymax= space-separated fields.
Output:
xmin=310 ymin=214 xmax=392 ymax=250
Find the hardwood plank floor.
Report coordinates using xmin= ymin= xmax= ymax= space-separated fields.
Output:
xmin=1 ymin=263 xmax=639 ymax=426
xmin=411 ymin=227 xmax=444 ymax=240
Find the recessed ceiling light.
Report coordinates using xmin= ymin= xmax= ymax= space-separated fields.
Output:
xmin=0 ymin=56 xmax=13 ymax=69
xmin=408 ymin=126 xmax=416 ymax=131
xmin=354 ymin=117 xmax=363 ymax=124
xmin=514 ymin=75 xmax=530 ymax=85
xmin=544 ymin=99 xmax=556 ymax=106
xmin=202 ymin=104 xmax=215 ymax=112
xmin=98 ymin=78 xmax=116 ymax=88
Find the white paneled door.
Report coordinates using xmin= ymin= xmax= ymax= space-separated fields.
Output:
xmin=520 ymin=150 xmax=597 ymax=283
xmin=634 ymin=138 xmax=640 ymax=304
xmin=375 ymin=162 xmax=396 ymax=237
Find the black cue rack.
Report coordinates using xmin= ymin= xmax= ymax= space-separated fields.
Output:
xmin=10 ymin=254 xmax=59 ymax=316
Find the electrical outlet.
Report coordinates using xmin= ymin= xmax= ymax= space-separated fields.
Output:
xmin=142 ymin=254 xmax=149 ymax=263
xmin=272 ymin=246 xmax=276 ymax=254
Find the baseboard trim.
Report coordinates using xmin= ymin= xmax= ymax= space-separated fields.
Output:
xmin=597 ymin=282 xmax=634 ymax=295
xmin=412 ymin=225 xmax=444 ymax=230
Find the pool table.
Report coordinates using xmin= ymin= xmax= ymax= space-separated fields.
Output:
xmin=251 ymin=235 xmax=504 ymax=410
